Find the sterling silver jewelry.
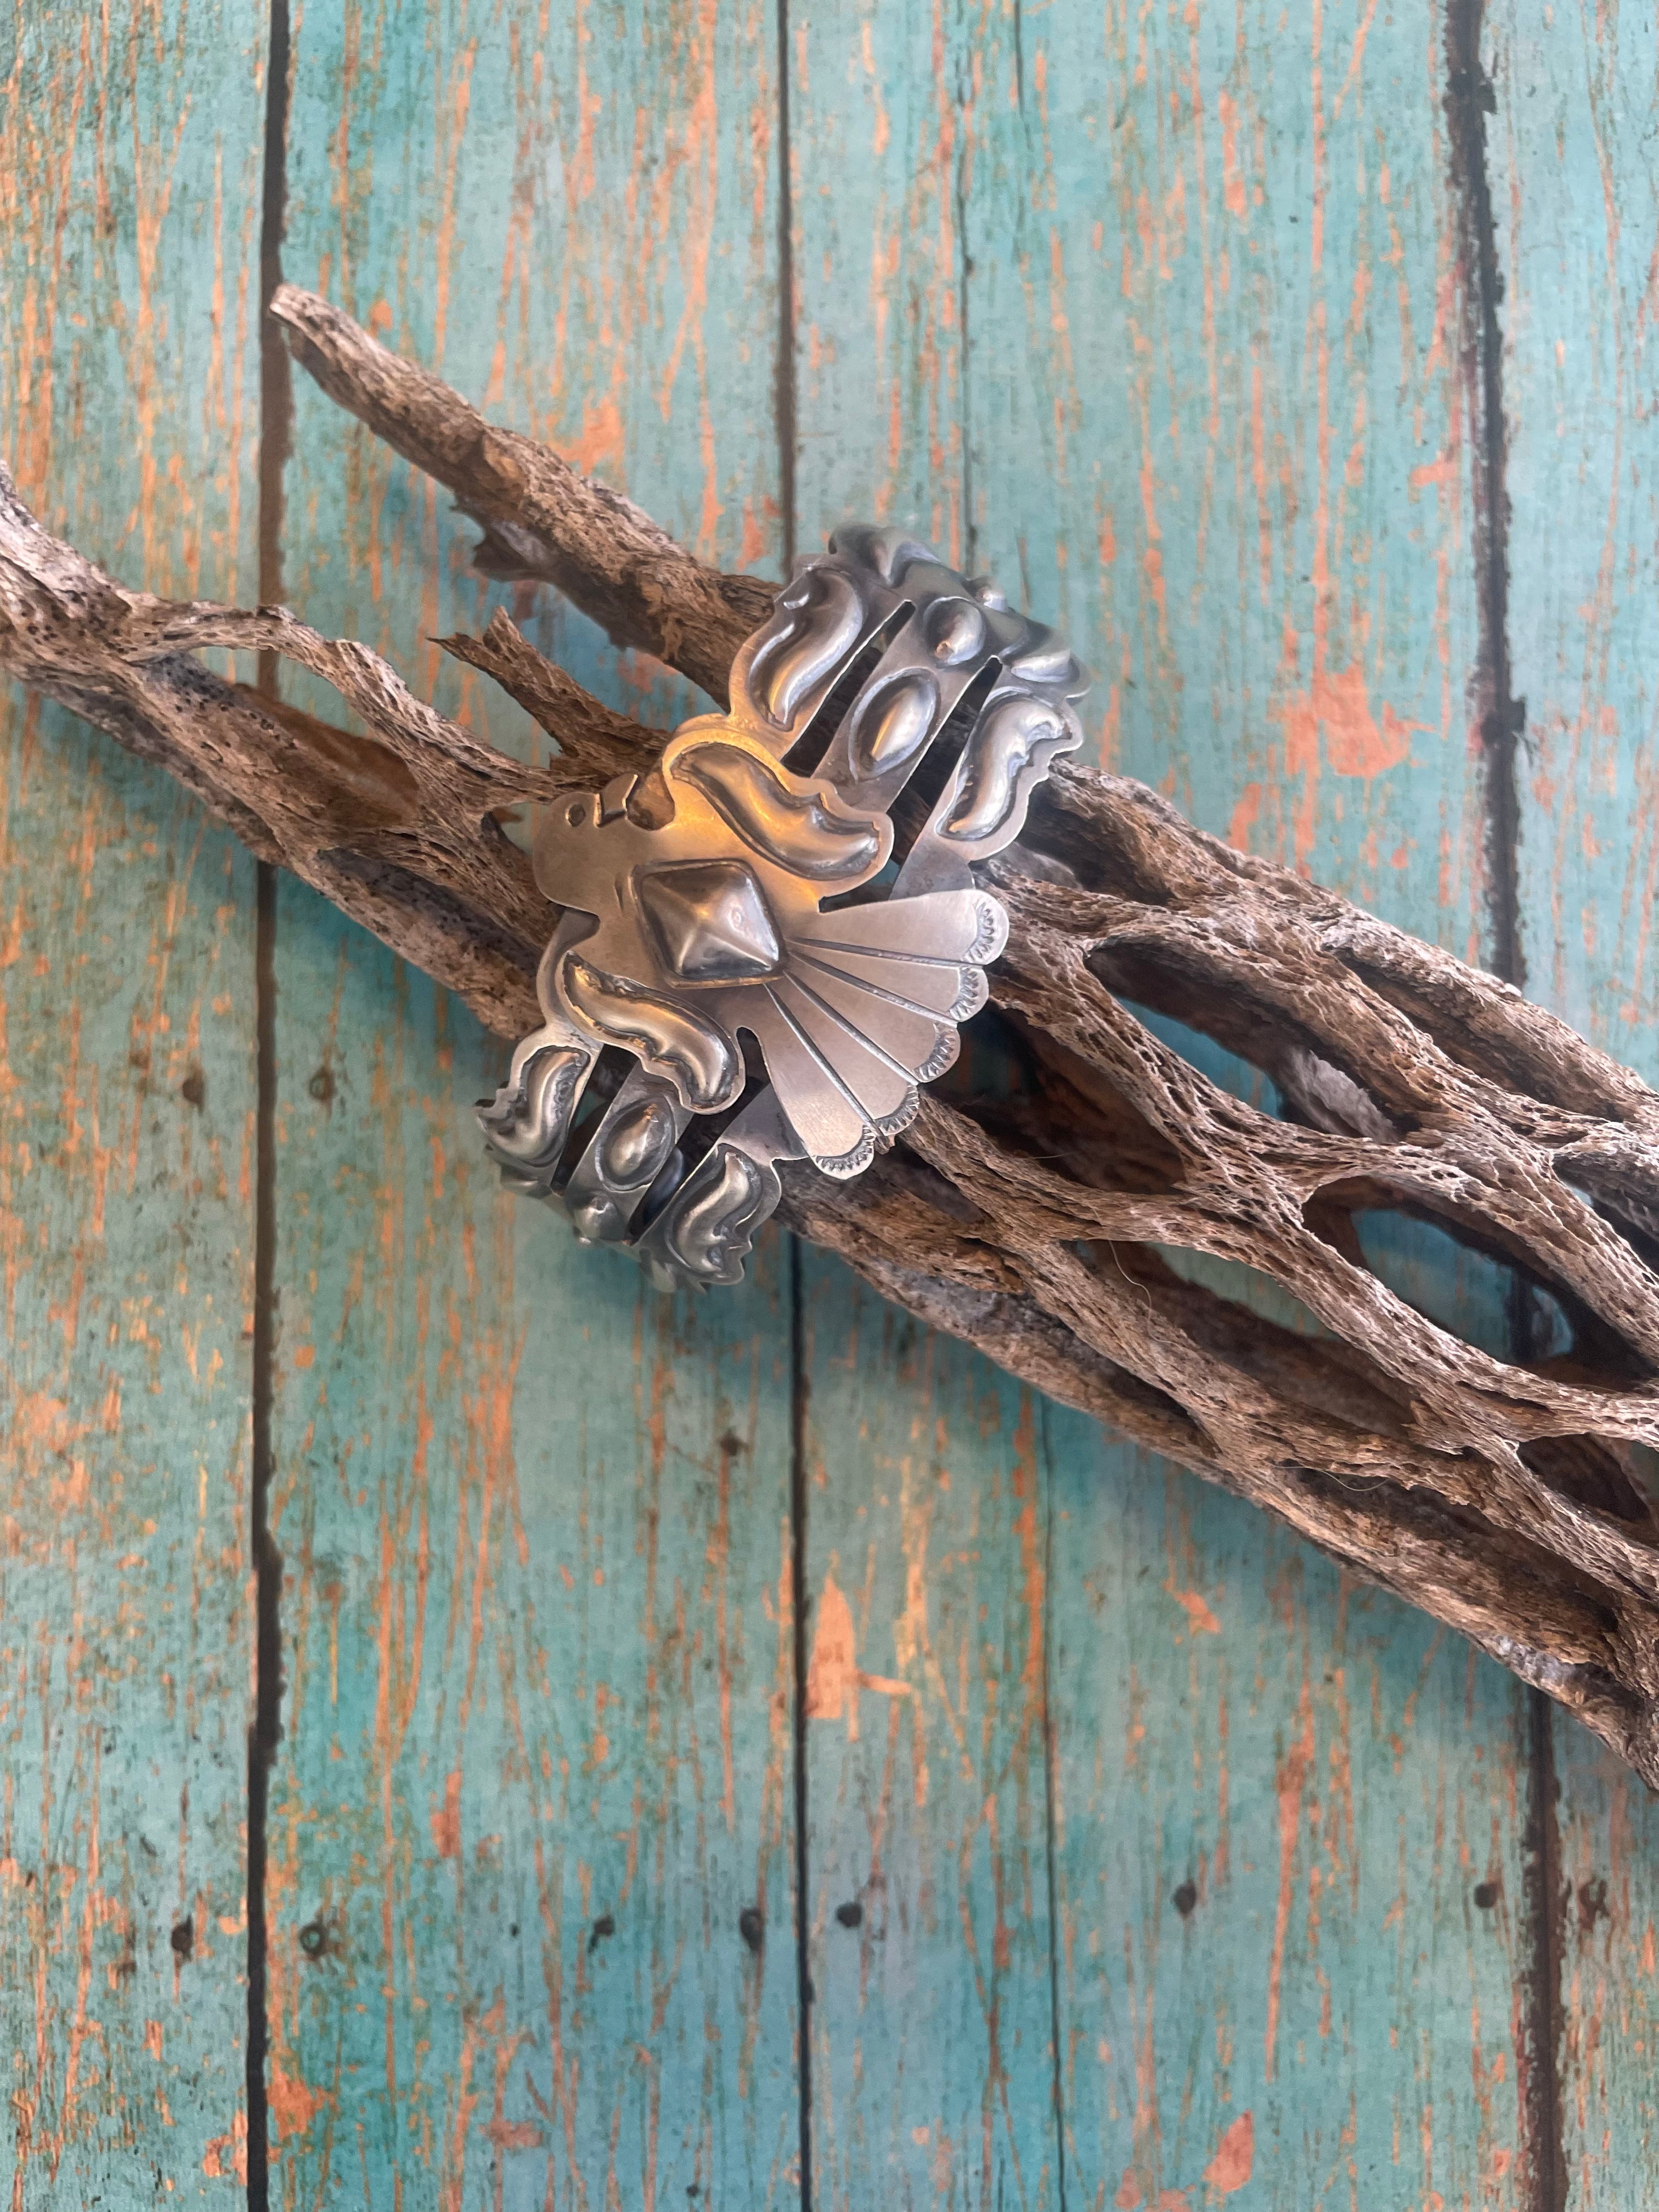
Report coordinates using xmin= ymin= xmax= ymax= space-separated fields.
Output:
xmin=477 ymin=525 xmax=1088 ymax=1289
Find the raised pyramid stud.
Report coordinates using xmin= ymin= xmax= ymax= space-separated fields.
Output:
xmin=635 ymin=860 xmax=784 ymax=984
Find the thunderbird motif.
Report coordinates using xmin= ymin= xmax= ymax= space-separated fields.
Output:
xmin=532 ymin=722 xmax=1007 ymax=1178
xmin=478 ymin=525 xmax=1088 ymax=1289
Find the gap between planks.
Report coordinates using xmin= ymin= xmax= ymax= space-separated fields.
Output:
xmin=246 ymin=0 xmax=294 ymax=2198
xmin=1442 ymin=4 xmax=1568 ymax=2202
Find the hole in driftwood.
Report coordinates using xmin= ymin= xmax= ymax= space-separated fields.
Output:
xmin=1115 ymin=999 xmax=1284 ymax=1118
xmin=1077 ymin=1242 xmax=1417 ymax=1437
xmin=934 ymin=1007 xmax=1187 ymax=1194
xmin=232 ymin=681 xmax=421 ymax=833
xmin=1303 ymin=1175 xmax=1654 ymax=1384
xmin=1336 ymin=952 xmax=1630 ymax=1120
xmin=1352 ymin=1209 xmax=1568 ymax=1365
xmin=1152 ymin=1243 xmax=1330 ymax=1341
xmin=1518 ymin=1435 xmax=1659 ymax=1530
xmin=1555 ymin=1161 xmax=1659 ymax=1286
xmin=1091 ymin=947 xmax=1402 ymax=1139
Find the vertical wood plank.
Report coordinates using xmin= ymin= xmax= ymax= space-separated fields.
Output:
xmin=794 ymin=0 xmax=1536 ymax=2200
xmin=1492 ymin=5 xmax=1659 ymax=2192
xmin=972 ymin=0 xmax=1487 ymax=950
xmin=800 ymin=1272 xmax=1059 ymax=2211
xmin=790 ymin=14 xmax=1068 ymax=2202
xmin=980 ymin=5 xmax=1536 ymax=2199
xmin=0 ymin=3 xmax=264 ymax=2196
xmin=1046 ymin=1417 xmax=1531 ymax=2210
xmin=267 ymin=3 xmax=799 ymax=2200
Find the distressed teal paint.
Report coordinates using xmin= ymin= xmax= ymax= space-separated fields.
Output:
xmin=280 ymin=0 xmax=780 ymax=740
xmin=1047 ymin=1418 xmax=1531 ymax=2210
xmin=1493 ymin=5 xmax=1659 ymax=2194
xmin=969 ymin=0 xmax=1485 ymax=952
xmin=1494 ymin=3 xmax=1659 ymax=1069
xmin=267 ymin=1 xmax=798 ymax=2200
xmin=972 ymin=2 xmax=1531 ymax=2197
xmin=0 ymin=2 xmax=265 ymax=2197
xmin=265 ymin=926 xmax=798 ymax=2204
xmin=790 ymin=15 xmax=1070 ymax=2194
xmin=10 ymin=0 xmax=1659 ymax=2196
xmin=792 ymin=0 xmax=1532 ymax=2199
xmin=800 ymin=1266 xmax=1058 ymax=2212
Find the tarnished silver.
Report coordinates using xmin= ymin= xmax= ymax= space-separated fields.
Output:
xmin=478 ymin=524 xmax=1089 ymax=1289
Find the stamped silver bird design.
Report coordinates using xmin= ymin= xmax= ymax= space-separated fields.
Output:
xmin=478 ymin=525 xmax=1088 ymax=1290
xmin=534 ymin=722 xmax=1008 ymax=1180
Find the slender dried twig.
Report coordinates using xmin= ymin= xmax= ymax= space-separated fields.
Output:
xmin=5 ymin=286 xmax=1659 ymax=1783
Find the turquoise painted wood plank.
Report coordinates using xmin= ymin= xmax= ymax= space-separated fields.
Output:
xmin=0 ymin=2 xmax=264 ymax=2197
xmin=970 ymin=3 xmax=1537 ymax=2198
xmin=1492 ymin=5 xmax=1659 ymax=2195
xmin=264 ymin=924 xmax=799 ymax=2207
xmin=794 ymin=0 xmax=1536 ymax=2199
xmin=1047 ymin=1418 xmax=1532 ymax=2211
xmin=972 ymin=0 xmax=1487 ymax=954
xmin=267 ymin=2 xmax=799 ymax=2200
xmin=800 ymin=1271 xmax=1059 ymax=2212
xmin=790 ymin=15 xmax=1069 ymax=2198
xmin=1493 ymin=2 xmax=1659 ymax=1064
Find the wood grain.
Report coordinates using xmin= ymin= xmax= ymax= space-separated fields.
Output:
xmin=266 ymin=1 xmax=799 ymax=2200
xmin=12 ymin=0 xmax=1659 ymax=2193
xmin=789 ymin=18 xmax=1069 ymax=2200
xmin=791 ymin=0 xmax=1538 ymax=2198
xmin=800 ymin=1263 xmax=1060 ymax=2211
xmin=1494 ymin=2 xmax=1659 ymax=2193
xmin=0 ymin=3 xmax=264 ymax=2197
xmin=995 ymin=3 xmax=1539 ymax=2192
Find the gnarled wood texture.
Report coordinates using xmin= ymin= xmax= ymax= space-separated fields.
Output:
xmin=5 ymin=286 xmax=1659 ymax=1788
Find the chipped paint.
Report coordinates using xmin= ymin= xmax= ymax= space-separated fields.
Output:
xmin=0 ymin=2 xmax=263 ymax=2198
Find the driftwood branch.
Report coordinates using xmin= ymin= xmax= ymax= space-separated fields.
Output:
xmin=7 ymin=284 xmax=1659 ymax=1784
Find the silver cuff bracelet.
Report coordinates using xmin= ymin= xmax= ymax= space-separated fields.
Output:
xmin=477 ymin=526 xmax=1090 ymax=1290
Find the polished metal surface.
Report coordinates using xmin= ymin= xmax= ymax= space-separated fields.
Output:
xmin=478 ymin=525 xmax=1089 ymax=1289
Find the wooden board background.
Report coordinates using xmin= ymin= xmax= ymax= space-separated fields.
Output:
xmin=4 ymin=1 xmax=1659 ymax=2204
xmin=0 ymin=6 xmax=265 ymax=2201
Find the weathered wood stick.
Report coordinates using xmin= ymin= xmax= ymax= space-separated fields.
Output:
xmin=6 ymin=284 xmax=1659 ymax=1784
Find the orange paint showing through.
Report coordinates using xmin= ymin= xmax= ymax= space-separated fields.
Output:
xmin=566 ymin=394 xmax=626 ymax=479
xmin=1203 ymin=2111 xmax=1255 ymax=2193
xmin=1278 ymin=662 xmax=1419 ymax=791
xmin=1274 ymin=657 xmax=1425 ymax=870
xmin=269 ymin=2062 xmax=330 ymax=2143
xmin=1226 ymin=782 xmax=1262 ymax=855
xmin=201 ymin=2108 xmax=247 ymax=2182
xmin=1168 ymin=1585 xmax=1220 ymax=1637
xmin=1266 ymin=1679 xmax=1315 ymax=2079
xmin=431 ymin=1767 xmax=462 ymax=1860
xmin=805 ymin=1570 xmax=910 ymax=1740
xmin=1116 ymin=2180 xmax=1190 ymax=2212
xmin=1218 ymin=92 xmax=1246 ymax=218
